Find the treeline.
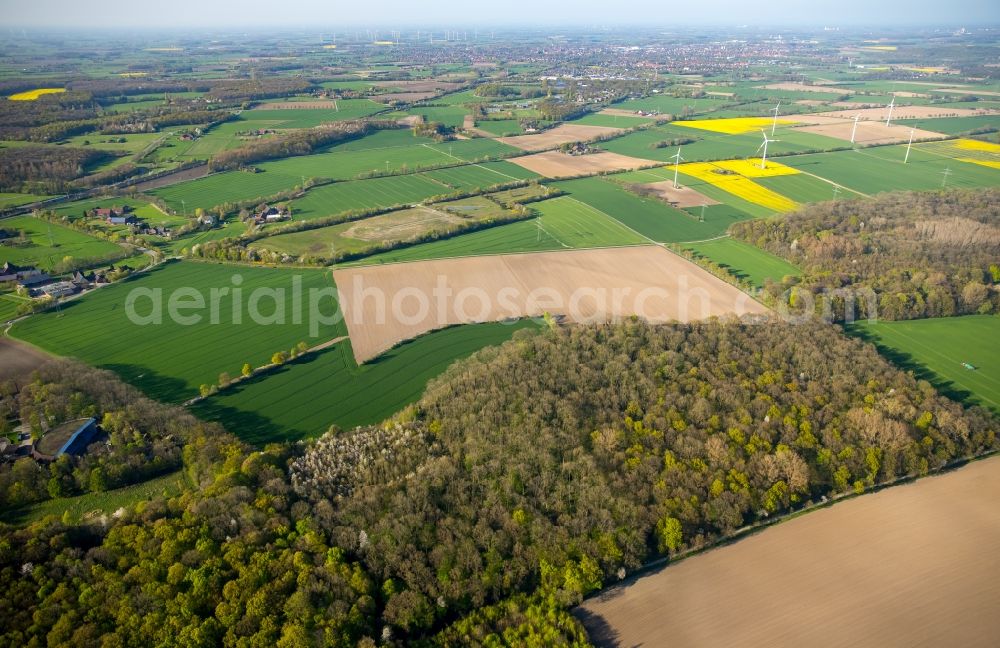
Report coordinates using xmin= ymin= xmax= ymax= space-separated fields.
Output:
xmin=207 ymin=120 xmax=379 ymax=171
xmin=730 ymin=189 xmax=1000 ymax=321
xmin=0 ymin=145 xmax=119 ymax=192
xmin=208 ymin=77 xmax=314 ymax=101
xmin=1 ymin=320 xmax=996 ymax=645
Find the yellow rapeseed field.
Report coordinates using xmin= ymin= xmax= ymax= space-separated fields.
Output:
xmin=954 ymin=139 xmax=1000 ymax=154
xmin=677 ymin=160 xmax=799 ymax=212
xmin=709 ymin=158 xmax=801 ymax=178
xmin=957 ymin=158 xmax=1000 ymax=170
xmin=8 ymin=87 xmax=66 ymax=101
xmin=672 ymin=117 xmax=799 ymax=135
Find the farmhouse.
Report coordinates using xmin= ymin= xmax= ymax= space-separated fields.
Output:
xmin=16 ymin=272 xmax=52 ymax=290
xmin=0 ymin=262 xmax=43 ymax=282
xmin=32 ymin=417 xmax=99 ymax=461
xmin=39 ymin=281 xmax=78 ymax=298
xmin=253 ymin=204 xmax=292 ymax=225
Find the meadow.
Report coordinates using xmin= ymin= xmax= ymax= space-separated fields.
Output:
xmin=191 ymin=321 xmax=539 ymax=443
xmin=0 ymin=192 xmax=51 ymax=208
xmin=0 ymin=215 xmax=125 ymax=270
xmin=781 ymin=144 xmax=1000 ymax=195
xmin=848 ymin=315 xmax=1000 ymax=414
xmin=152 ymin=169 xmax=301 ymax=212
xmin=9 ymin=261 xmax=346 ymax=403
xmin=684 ymin=237 xmax=801 ymax=288
xmin=289 ymin=174 xmax=448 ymax=221
xmin=349 ymin=194 xmax=644 ymax=264
xmin=421 ymin=161 xmax=538 ymax=190
xmin=555 ymin=176 xmax=753 ymax=243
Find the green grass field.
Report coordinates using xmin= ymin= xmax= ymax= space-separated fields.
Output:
xmin=291 ymin=174 xmax=448 ymax=221
xmin=9 ymin=261 xmax=346 ymax=403
xmin=246 ymin=98 xmax=385 ymax=126
xmin=896 ymin=115 xmax=999 ymax=135
xmin=350 ymin=195 xmax=644 ymax=265
xmin=781 ymin=144 xmax=1000 ymax=195
xmin=0 ymin=192 xmax=52 ymax=208
xmin=684 ymin=237 xmax=800 ymax=288
xmin=555 ymin=176 xmax=754 ymax=243
xmin=152 ymin=169 xmax=301 ymax=212
xmin=0 ymin=215 xmax=126 ymax=270
xmin=406 ymin=105 xmax=470 ymax=127
xmin=611 ymin=95 xmax=730 ymax=115
xmin=847 ymin=315 xmax=1000 ymax=414
xmin=570 ymin=112 xmax=655 ymax=128
xmin=191 ymin=321 xmax=540 ymax=443
xmin=421 ymin=161 xmax=539 ymax=190
xmin=0 ymin=470 xmax=187 ymax=526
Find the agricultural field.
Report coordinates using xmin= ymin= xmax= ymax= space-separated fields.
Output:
xmin=848 ymin=315 xmax=1000 ymax=414
xmin=610 ymin=94 xmax=731 ymax=115
xmin=421 ymin=160 xmax=539 ymax=190
xmin=254 ymin=197 xmax=520 ymax=259
xmin=191 ymin=321 xmax=539 ymax=443
xmin=781 ymin=143 xmax=1000 ymax=195
xmin=335 ymin=245 xmax=768 ymax=362
xmin=0 ymin=192 xmax=51 ymax=208
xmin=555 ymin=176 xmax=752 ymax=242
xmin=0 ymin=215 xmax=126 ymax=270
xmin=684 ymin=237 xmax=801 ymax=288
xmin=246 ymin=98 xmax=385 ymax=126
xmin=289 ymin=174 xmax=449 ymax=221
xmin=152 ymin=168 xmax=301 ymax=212
xmin=578 ymin=454 xmax=1000 ymax=648
xmin=348 ymin=193 xmax=646 ymax=264
xmin=405 ymin=104 xmax=470 ymax=127
xmin=9 ymin=261 xmax=346 ymax=403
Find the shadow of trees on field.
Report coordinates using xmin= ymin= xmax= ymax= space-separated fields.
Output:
xmin=103 ymin=363 xmax=191 ymax=405
xmin=845 ymin=326 xmax=985 ymax=411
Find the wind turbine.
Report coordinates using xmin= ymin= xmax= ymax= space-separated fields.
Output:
xmin=770 ymin=102 xmax=781 ymax=136
xmin=850 ymin=113 xmax=861 ymax=144
xmin=885 ymin=96 xmax=896 ymax=127
xmin=757 ymin=129 xmax=781 ymax=169
xmin=904 ymin=128 xmax=915 ymax=163
xmin=670 ymin=147 xmax=686 ymax=189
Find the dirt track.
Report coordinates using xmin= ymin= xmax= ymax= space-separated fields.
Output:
xmin=577 ymin=454 xmax=1000 ymax=648
xmin=333 ymin=246 xmax=767 ymax=363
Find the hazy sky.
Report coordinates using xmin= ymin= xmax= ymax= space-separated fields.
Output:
xmin=2 ymin=0 xmax=999 ymax=28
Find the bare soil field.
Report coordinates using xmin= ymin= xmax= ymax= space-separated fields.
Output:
xmin=333 ymin=246 xmax=767 ymax=362
xmin=508 ymin=150 xmax=659 ymax=178
xmin=340 ymin=207 xmax=462 ymax=243
xmin=761 ymin=82 xmax=845 ymax=94
xmin=795 ymin=121 xmax=945 ymax=145
xmin=498 ymin=123 xmax=624 ymax=151
xmin=640 ymin=181 xmax=720 ymax=208
xmin=577 ymin=454 xmax=1000 ymax=648
xmin=0 ymin=337 xmax=50 ymax=381
xmin=815 ymin=105 xmax=996 ymax=120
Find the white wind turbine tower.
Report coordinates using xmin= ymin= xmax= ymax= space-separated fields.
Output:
xmin=670 ymin=147 xmax=686 ymax=189
xmin=770 ymin=102 xmax=781 ymax=136
xmin=904 ymin=128 xmax=915 ymax=163
xmin=850 ymin=113 xmax=861 ymax=144
xmin=885 ymin=96 xmax=896 ymax=126
xmin=757 ymin=129 xmax=781 ymax=169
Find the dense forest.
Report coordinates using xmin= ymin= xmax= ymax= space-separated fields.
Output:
xmin=0 ymin=145 xmax=119 ymax=192
xmin=731 ymin=189 xmax=1000 ymax=321
xmin=3 ymin=320 xmax=995 ymax=646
